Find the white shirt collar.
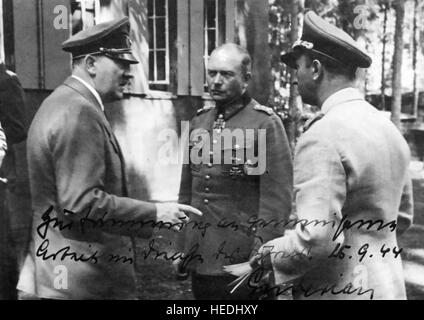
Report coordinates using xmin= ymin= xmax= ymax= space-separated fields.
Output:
xmin=321 ymin=87 xmax=364 ymax=115
xmin=71 ymin=75 xmax=104 ymax=112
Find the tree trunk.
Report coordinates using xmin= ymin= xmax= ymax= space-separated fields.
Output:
xmin=238 ymin=0 xmax=271 ymax=105
xmin=391 ymin=0 xmax=405 ymax=129
xmin=412 ymin=0 xmax=419 ymax=118
xmin=381 ymin=2 xmax=388 ymax=111
xmin=287 ymin=0 xmax=301 ymax=151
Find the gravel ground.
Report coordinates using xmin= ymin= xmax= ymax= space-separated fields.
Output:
xmin=135 ymin=230 xmax=194 ymax=300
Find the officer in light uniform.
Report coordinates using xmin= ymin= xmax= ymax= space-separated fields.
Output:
xmin=254 ymin=11 xmax=414 ymax=300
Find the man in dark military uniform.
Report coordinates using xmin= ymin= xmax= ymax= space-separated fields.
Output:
xmin=17 ymin=17 xmax=201 ymax=300
xmin=254 ymin=11 xmax=413 ymax=300
xmin=178 ymin=43 xmax=293 ymax=300
xmin=0 ymin=62 xmax=27 ymax=300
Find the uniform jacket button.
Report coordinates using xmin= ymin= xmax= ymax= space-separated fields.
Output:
xmin=204 ymin=199 xmax=209 ymax=204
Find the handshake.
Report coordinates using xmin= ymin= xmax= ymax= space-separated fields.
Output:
xmin=154 ymin=202 xmax=202 ymax=230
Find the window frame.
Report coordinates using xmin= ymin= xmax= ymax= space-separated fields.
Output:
xmin=71 ymin=0 xmax=100 ymax=35
xmin=148 ymin=0 xmax=170 ymax=86
xmin=203 ymin=0 xmax=226 ymax=89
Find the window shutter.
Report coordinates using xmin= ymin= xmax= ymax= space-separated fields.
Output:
xmin=225 ymin=0 xmax=236 ymax=43
xmin=176 ymin=0 xmax=189 ymax=95
xmin=42 ymin=0 xmax=71 ymax=90
xmin=127 ymin=0 xmax=149 ymax=94
xmin=189 ymin=0 xmax=204 ymax=96
xmin=13 ymin=0 xmax=39 ymax=89
xmin=13 ymin=0 xmax=69 ymax=90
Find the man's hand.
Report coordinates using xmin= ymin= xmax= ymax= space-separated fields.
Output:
xmin=155 ymin=203 xmax=202 ymax=230
xmin=172 ymin=256 xmax=190 ymax=280
xmin=249 ymin=242 xmax=275 ymax=270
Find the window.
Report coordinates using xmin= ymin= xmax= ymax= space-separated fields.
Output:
xmin=67 ymin=0 xmax=227 ymax=95
xmin=204 ymin=0 xmax=225 ymax=85
xmin=71 ymin=0 xmax=100 ymax=35
xmin=147 ymin=0 xmax=169 ymax=85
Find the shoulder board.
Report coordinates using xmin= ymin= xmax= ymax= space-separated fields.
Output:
xmin=253 ymin=104 xmax=274 ymax=116
xmin=6 ymin=70 xmax=16 ymax=77
xmin=196 ymin=105 xmax=214 ymax=115
xmin=303 ymin=113 xmax=324 ymax=133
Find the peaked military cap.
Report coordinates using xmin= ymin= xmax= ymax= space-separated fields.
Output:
xmin=281 ymin=11 xmax=372 ymax=69
xmin=62 ymin=17 xmax=138 ymax=64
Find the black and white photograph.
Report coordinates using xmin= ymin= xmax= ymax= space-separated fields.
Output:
xmin=0 ymin=0 xmax=423 ymax=305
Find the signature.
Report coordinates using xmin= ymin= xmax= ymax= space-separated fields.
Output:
xmin=247 ymin=266 xmax=375 ymax=300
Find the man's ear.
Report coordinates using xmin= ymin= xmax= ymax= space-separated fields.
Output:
xmin=84 ymin=55 xmax=97 ymax=76
xmin=244 ymin=71 xmax=252 ymax=82
xmin=311 ymin=59 xmax=323 ymax=81
xmin=243 ymin=72 xmax=252 ymax=89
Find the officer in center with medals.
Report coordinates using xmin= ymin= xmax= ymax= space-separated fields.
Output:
xmin=176 ymin=43 xmax=293 ymax=300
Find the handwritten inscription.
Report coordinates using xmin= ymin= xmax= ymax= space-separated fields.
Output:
xmin=36 ymin=239 xmax=99 ymax=264
xmin=329 ymin=242 xmax=403 ymax=262
xmin=140 ymin=239 xmax=203 ymax=269
xmin=34 ymin=204 xmax=404 ymax=299
xmin=332 ymin=214 xmax=397 ymax=241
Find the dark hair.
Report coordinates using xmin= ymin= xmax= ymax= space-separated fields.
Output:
xmin=304 ymin=51 xmax=357 ymax=80
xmin=238 ymin=47 xmax=252 ymax=77
xmin=72 ymin=56 xmax=85 ymax=68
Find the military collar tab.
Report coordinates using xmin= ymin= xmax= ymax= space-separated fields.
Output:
xmin=217 ymin=101 xmax=244 ymax=120
xmin=216 ymin=93 xmax=251 ymax=120
xmin=303 ymin=112 xmax=324 ymax=132
xmin=196 ymin=104 xmax=215 ymax=116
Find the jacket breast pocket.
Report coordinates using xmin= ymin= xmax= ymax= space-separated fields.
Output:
xmin=221 ymin=138 xmax=257 ymax=177
xmin=189 ymin=143 xmax=203 ymax=174
xmin=190 ymin=162 xmax=202 ymax=173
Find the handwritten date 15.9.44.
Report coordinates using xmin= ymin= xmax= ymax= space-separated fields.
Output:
xmin=328 ymin=243 xmax=403 ymax=262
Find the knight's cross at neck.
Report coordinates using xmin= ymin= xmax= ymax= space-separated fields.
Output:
xmin=213 ymin=114 xmax=226 ymax=134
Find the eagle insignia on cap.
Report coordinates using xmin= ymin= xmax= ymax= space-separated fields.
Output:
xmin=281 ymin=11 xmax=372 ymax=69
xmin=62 ymin=17 xmax=138 ymax=64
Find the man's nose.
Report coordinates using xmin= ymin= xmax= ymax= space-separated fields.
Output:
xmin=122 ymin=73 xmax=133 ymax=84
xmin=212 ymin=73 xmax=223 ymax=85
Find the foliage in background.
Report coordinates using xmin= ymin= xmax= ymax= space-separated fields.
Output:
xmin=268 ymin=0 xmax=424 ymax=139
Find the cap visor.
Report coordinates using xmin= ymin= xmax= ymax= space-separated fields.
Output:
xmin=109 ymin=52 xmax=139 ymax=64
xmin=119 ymin=53 xmax=139 ymax=64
